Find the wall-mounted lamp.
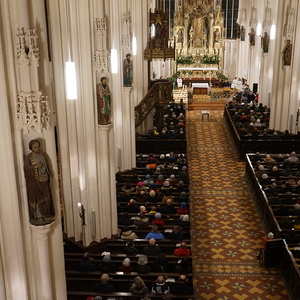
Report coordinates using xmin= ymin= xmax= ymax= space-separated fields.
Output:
xmin=65 ymin=61 xmax=77 ymax=100
xmin=77 ymin=202 xmax=86 ymax=225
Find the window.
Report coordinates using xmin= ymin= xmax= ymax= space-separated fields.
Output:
xmin=222 ymin=0 xmax=239 ymax=39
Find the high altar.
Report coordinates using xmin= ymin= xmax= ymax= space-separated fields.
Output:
xmin=174 ymin=0 xmax=224 ymax=80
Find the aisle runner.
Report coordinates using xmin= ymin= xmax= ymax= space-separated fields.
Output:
xmin=187 ymin=110 xmax=288 ymax=300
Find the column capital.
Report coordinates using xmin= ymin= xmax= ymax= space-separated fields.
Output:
xmin=30 ymin=223 xmax=53 ymax=240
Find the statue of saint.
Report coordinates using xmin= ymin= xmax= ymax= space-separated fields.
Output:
xmin=240 ymin=25 xmax=245 ymax=41
xmin=24 ymin=139 xmax=55 ymax=225
xmin=282 ymin=39 xmax=292 ymax=66
xmin=177 ymin=29 xmax=183 ymax=44
xmin=249 ymin=28 xmax=255 ymax=46
xmin=96 ymin=77 xmax=111 ymax=124
xmin=189 ymin=27 xmax=194 ymax=46
xmin=214 ymin=28 xmax=221 ymax=43
xmin=123 ymin=53 xmax=133 ymax=87
xmin=261 ymin=32 xmax=270 ymax=53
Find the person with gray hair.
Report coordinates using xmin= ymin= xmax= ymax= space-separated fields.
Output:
xmin=118 ymin=257 xmax=134 ymax=273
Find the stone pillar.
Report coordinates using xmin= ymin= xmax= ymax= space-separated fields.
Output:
xmin=122 ymin=87 xmax=135 ymax=170
xmin=258 ymin=53 xmax=270 ymax=106
xmin=31 ymin=224 xmax=53 ymax=300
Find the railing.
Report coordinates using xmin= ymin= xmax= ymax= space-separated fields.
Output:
xmin=135 ymin=81 xmax=173 ymax=127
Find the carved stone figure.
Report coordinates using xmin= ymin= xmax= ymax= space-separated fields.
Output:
xmin=24 ymin=139 xmax=55 ymax=225
xmin=214 ymin=28 xmax=221 ymax=43
xmin=123 ymin=53 xmax=133 ymax=87
xmin=240 ymin=26 xmax=245 ymax=41
xmin=249 ymin=28 xmax=255 ymax=46
xmin=96 ymin=77 xmax=111 ymax=124
xmin=262 ymin=32 xmax=270 ymax=53
xmin=282 ymin=39 xmax=292 ymax=66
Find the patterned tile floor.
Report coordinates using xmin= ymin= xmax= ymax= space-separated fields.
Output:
xmin=187 ymin=109 xmax=289 ymax=300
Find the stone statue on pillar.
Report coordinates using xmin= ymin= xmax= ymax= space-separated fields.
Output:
xmin=123 ymin=53 xmax=133 ymax=87
xmin=282 ymin=39 xmax=292 ymax=66
xmin=24 ymin=139 xmax=55 ymax=225
xmin=261 ymin=32 xmax=270 ymax=53
xmin=96 ymin=77 xmax=111 ymax=124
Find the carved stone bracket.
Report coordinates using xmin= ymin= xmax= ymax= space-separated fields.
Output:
xmin=16 ymin=27 xmax=39 ymax=66
xmin=249 ymin=7 xmax=257 ymax=28
xmin=17 ymin=91 xmax=50 ymax=134
xmin=94 ymin=50 xmax=108 ymax=73
xmin=283 ymin=5 xmax=295 ymax=40
xmin=121 ymin=12 xmax=132 ymax=51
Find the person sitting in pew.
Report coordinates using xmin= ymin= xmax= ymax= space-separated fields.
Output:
xmin=99 ymin=254 xmax=117 ymax=273
xmin=123 ymin=199 xmax=140 ymax=213
xmin=174 ymin=257 xmax=192 ymax=274
xmin=145 ymin=225 xmax=165 ymax=240
xmin=177 ymin=214 xmax=190 ymax=227
xmin=161 ymin=198 xmax=177 ymax=215
xmin=122 ymin=181 xmax=135 ymax=197
xmin=135 ymin=255 xmax=152 ymax=274
xmin=118 ymin=257 xmax=135 ymax=273
xmin=162 ymin=191 xmax=175 ymax=204
xmin=176 ymin=202 xmax=189 ymax=215
xmin=168 ymin=225 xmax=184 ymax=241
xmin=147 ymin=189 xmax=159 ymax=203
xmin=129 ymin=276 xmax=149 ymax=295
xmin=94 ymin=273 xmax=115 ymax=293
xmin=143 ymin=238 xmax=162 ymax=256
xmin=124 ymin=241 xmax=139 ymax=255
xmin=151 ymin=213 xmax=166 ymax=227
xmin=171 ymin=274 xmax=193 ymax=297
xmin=77 ymin=252 xmax=97 ymax=272
xmin=118 ymin=212 xmax=133 ymax=226
xmin=121 ymin=226 xmax=139 ymax=240
xmin=151 ymin=275 xmax=170 ymax=295
xmin=152 ymin=252 xmax=172 ymax=273
xmin=174 ymin=241 xmax=191 ymax=256
xmin=134 ymin=212 xmax=149 ymax=226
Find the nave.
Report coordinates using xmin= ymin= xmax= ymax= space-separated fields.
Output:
xmin=187 ymin=109 xmax=289 ymax=299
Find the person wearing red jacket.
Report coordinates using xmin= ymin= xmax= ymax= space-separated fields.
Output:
xmin=174 ymin=241 xmax=191 ymax=256
xmin=151 ymin=213 xmax=166 ymax=226
xmin=176 ymin=202 xmax=189 ymax=214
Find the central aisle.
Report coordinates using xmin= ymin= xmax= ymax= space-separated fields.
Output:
xmin=187 ymin=109 xmax=288 ymax=299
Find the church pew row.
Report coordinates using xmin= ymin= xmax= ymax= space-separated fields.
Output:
xmin=224 ymin=106 xmax=300 ymax=160
xmin=66 ymin=276 xmax=193 ymax=293
xmin=245 ymin=154 xmax=300 ymax=299
xmin=136 ymin=139 xmax=187 ymax=154
xmin=67 ymin=291 xmax=194 ymax=300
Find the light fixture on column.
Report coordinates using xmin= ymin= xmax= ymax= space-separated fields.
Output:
xmin=77 ymin=202 xmax=86 ymax=225
xmin=270 ymin=24 xmax=276 ymax=40
xmin=151 ymin=23 xmax=155 ymax=38
xmin=111 ymin=49 xmax=118 ymax=73
xmin=65 ymin=61 xmax=77 ymax=100
xmin=256 ymin=22 xmax=262 ymax=36
xmin=132 ymin=36 xmax=137 ymax=55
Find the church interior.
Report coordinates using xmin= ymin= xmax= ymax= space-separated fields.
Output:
xmin=1 ymin=0 xmax=300 ymax=299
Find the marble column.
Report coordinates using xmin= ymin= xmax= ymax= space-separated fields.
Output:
xmin=259 ymin=53 xmax=270 ymax=106
xmin=31 ymin=224 xmax=54 ymax=300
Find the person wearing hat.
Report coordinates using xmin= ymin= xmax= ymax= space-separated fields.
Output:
xmin=136 ymin=181 xmax=147 ymax=195
xmin=98 ymin=254 xmax=117 ymax=273
xmin=149 ymin=206 xmax=157 ymax=214
xmin=135 ymin=255 xmax=151 ymax=274
xmin=151 ymin=213 xmax=166 ymax=227
xmin=176 ymin=202 xmax=189 ymax=214
xmin=145 ymin=225 xmax=165 ymax=240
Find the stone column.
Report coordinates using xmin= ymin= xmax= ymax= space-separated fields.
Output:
xmin=122 ymin=86 xmax=135 ymax=170
xmin=31 ymin=224 xmax=53 ymax=300
xmin=258 ymin=53 xmax=270 ymax=106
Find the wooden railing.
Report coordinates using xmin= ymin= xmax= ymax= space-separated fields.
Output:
xmin=135 ymin=81 xmax=173 ymax=127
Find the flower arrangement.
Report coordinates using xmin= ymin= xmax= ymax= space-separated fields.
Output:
xmin=176 ymin=54 xmax=194 ymax=65
xmin=216 ymin=71 xmax=228 ymax=80
xmin=201 ymin=54 xmax=220 ymax=64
